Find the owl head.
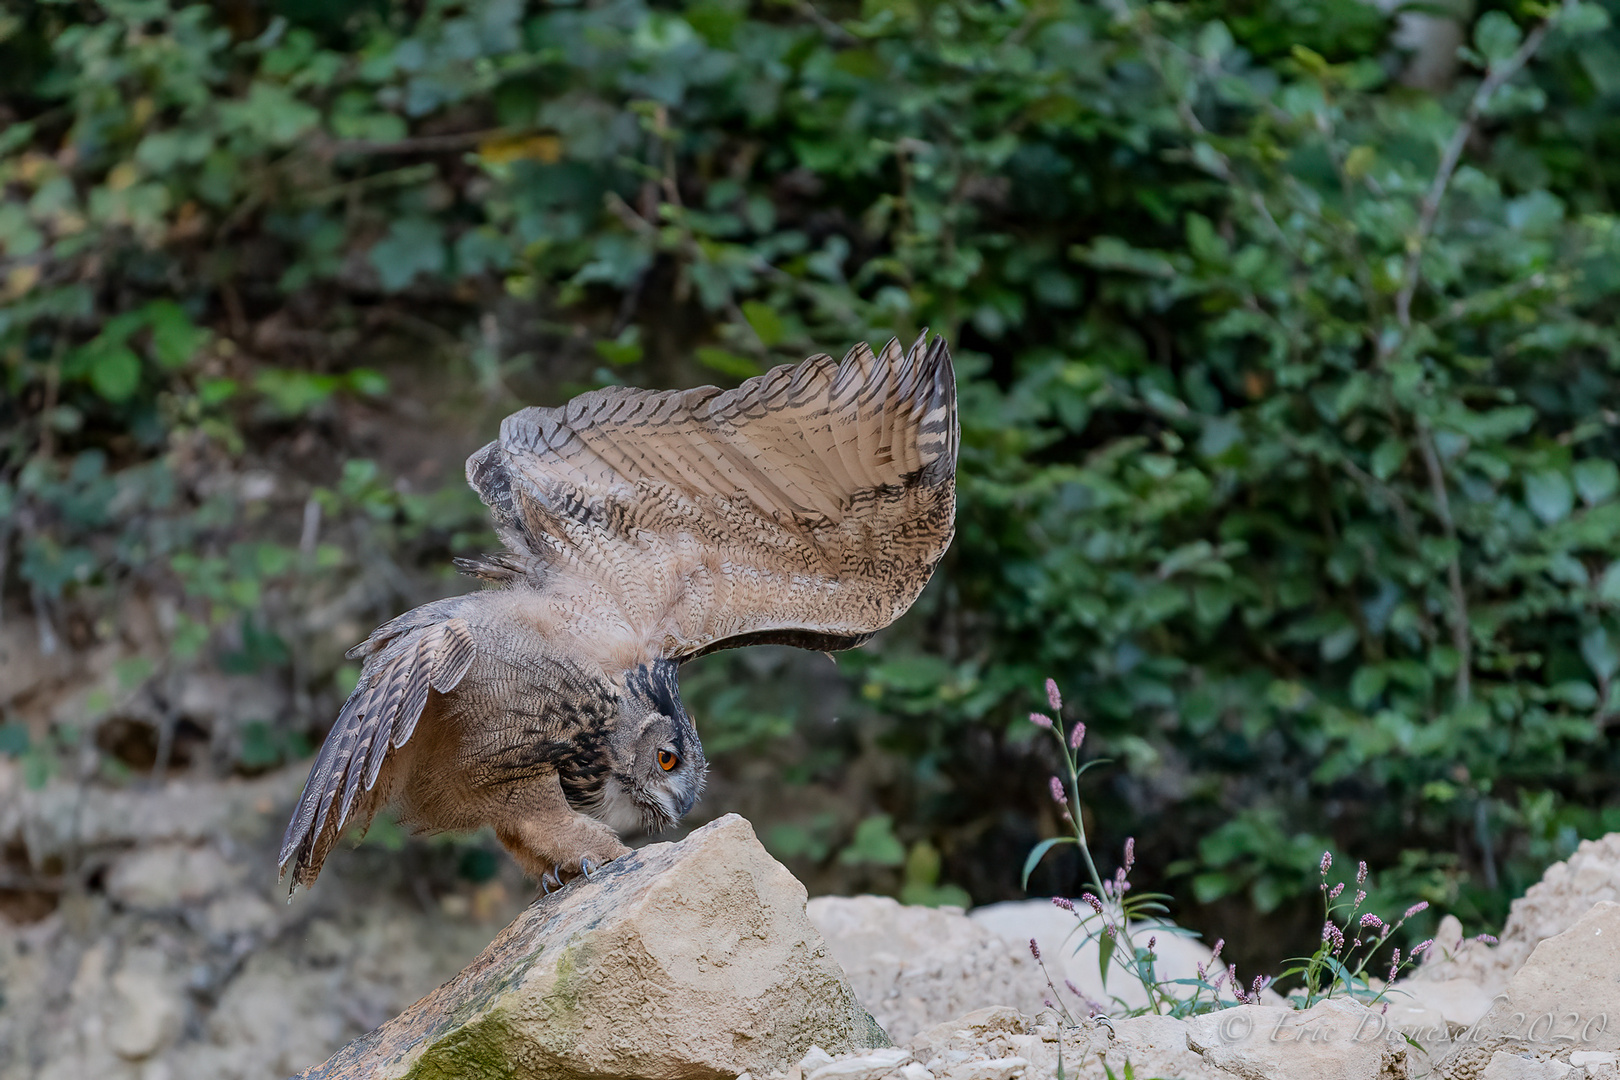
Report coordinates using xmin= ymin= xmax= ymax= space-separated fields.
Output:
xmin=596 ymin=660 xmax=707 ymax=834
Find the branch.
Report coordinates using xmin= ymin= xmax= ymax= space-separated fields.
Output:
xmin=1392 ymin=5 xmax=1568 ymax=331
xmin=316 ymin=128 xmax=511 ymax=158
xmin=1415 ymin=421 xmax=1472 ymax=705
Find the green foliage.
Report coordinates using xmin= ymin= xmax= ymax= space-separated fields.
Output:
xmin=5 ymin=0 xmax=1620 ymax=956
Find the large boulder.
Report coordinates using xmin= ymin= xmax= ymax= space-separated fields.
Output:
xmin=1185 ymin=998 xmax=1412 ymax=1080
xmin=296 ymin=814 xmax=888 ymax=1080
xmin=807 ymin=895 xmax=1045 ymax=1041
xmin=1437 ymin=901 xmax=1620 ymax=1080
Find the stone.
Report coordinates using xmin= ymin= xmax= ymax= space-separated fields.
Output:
xmin=808 ymin=895 xmax=1043 ymax=1041
xmin=1185 ymin=997 xmax=1411 ymax=1080
xmin=1385 ymin=978 xmax=1496 ymax=1029
xmin=106 ymin=842 xmax=240 ymax=910
xmin=807 ymin=1047 xmax=913 ymax=1080
xmin=1104 ymin=1013 xmax=1236 ymax=1080
xmin=1418 ymin=836 xmax=1620 ymax=996
xmin=908 ymin=1007 xmax=1032 ymax=1066
xmin=1572 ymin=1053 xmax=1619 ymax=1068
xmin=295 ymin=814 xmax=888 ymax=1080
xmin=1480 ymin=1053 xmax=1571 ymax=1080
xmin=107 ymin=949 xmax=184 ymax=1061
xmin=969 ymin=900 xmax=1286 ymax=1011
xmin=1450 ymin=901 xmax=1620 ymax=1062
xmin=945 ymin=1056 xmax=1028 ymax=1080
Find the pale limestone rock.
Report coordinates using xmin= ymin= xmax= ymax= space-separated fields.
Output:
xmin=1418 ymin=836 xmax=1620 ymax=996
xmin=104 ymin=948 xmax=185 ymax=1062
xmin=945 ymin=1056 xmax=1028 ymax=1080
xmin=106 ymin=842 xmax=240 ymax=910
xmin=1572 ymin=1053 xmax=1619 ymax=1068
xmin=1103 ymin=1012 xmax=1237 ymax=1080
xmin=296 ymin=814 xmax=887 ymax=1080
xmin=1439 ymin=900 xmax=1620 ymax=1080
xmin=969 ymin=901 xmax=1285 ymax=1011
xmin=808 ymin=895 xmax=1043 ymax=1041
xmin=807 ymin=1047 xmax=913 ymax=1080
xmin=1480 ymin=1053 xmax=1572 ymax=1080
xmin=1386 ymin=978 xmax=1495 ymax=1029
xmin=1185 ymin=998 xmax=1411 ymax=1080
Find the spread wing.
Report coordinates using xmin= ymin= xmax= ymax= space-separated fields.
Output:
xmin=462 ymin=331 xmax=957 ymax=662
xmin=278 ymin=599 xmax=478 ymax=888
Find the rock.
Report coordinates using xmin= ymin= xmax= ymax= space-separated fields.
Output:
xmin=808 ymin=895 xmax=1044 ymax=1040
xmin=808 ymin=1047 xmax=913 ymax=1080
xmin=296 ymin=814 xmax=888 ymax=1080
xmin=1417 ymin=836 xmax=1620 ymax=995
xmin=902 ymin=1007 xmax=1109 ymax=1080
xmin=107 ymin=949 xmax=184 ymax=1061
xmin=1572 ymin=1053 xmax=1618 ymax=1068
xmin=908 ymin=1007 xmax=1032 ymax=1066
xmin=1480 ymin=1054 xmax=1571 ymax=1080
xmin=1439 ymin=900 xmax=1620 ymax=1077
xmin=6 ymin=764 xmax=305 ymax=864
xmin=1385 ymin=978 xmax=1495 ymax=1029
xmin=106 ymin=842 xmax=240 ymax=910
xmin=969 ymin=901 xmax=1286 ymax=1011
xmin=1105 ymin=1013 xmax=1236 ymax=1080
xmin=1185 ymin=998 xmax=1411 ymax=1080
xmin=946 ymin=1056 xmax=1028 ymax=1080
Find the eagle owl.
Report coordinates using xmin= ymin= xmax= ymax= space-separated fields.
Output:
xmin=279 ymin=332 xmax=958 ymax=891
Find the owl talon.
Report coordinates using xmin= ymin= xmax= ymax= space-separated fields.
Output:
xmin=580 ymin=858 xmax=594 ymax=878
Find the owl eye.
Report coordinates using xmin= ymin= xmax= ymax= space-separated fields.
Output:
xmin=657 ymin=748 xmax=679 ymax=772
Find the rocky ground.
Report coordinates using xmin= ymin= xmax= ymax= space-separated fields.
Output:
xmin=280 ymin=814 xmax=1620 ymax=1080
xmin=4 ymin=708 xmax=1620 ymax=1079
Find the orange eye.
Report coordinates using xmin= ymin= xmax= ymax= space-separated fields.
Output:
xmin=657 ymin=749 xmax=679 ymax=772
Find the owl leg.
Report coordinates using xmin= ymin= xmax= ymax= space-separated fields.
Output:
xmin=492 ymin=771 xmax=630 ymax=888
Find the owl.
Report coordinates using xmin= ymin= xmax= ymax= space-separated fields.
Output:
xmin=279 ymin=332 xmax=958 ymax=891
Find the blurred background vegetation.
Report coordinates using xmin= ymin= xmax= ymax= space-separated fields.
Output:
xmin=3 ymin=0 xmax=1620 ymax=973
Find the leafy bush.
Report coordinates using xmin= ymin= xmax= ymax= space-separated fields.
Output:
xmin=5 ymin=0 xmax=1620 ymax=965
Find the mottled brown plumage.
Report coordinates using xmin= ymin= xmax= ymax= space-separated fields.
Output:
xmin=279 ymin=331 xmax=958 ymax=891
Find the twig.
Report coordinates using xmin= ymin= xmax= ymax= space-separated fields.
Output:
xmin=1415 ymin=420 xmax=1471 ymax=704
xmin=793 ymin=0 xmax=857 ymax=44
xmin=1391 ymin=5 xmax=1568 ymax=332
xmin=316 ymin=128 xmax=510 ymax=158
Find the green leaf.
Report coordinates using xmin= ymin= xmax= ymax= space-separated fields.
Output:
xmin=740 ymin=300 xmax=785 ymax=347
xmin=1602 ymin=563 xmax=1620 ymax=605
xmin=695 ymin=347 xmax=761 ymax=379
xmin=1574 ymin=459 xmax=1619 ymax=506
xmin=1349 ymin=666 xmax=1386 ymax=709
xmin=1021 ymin=835 xmax=1075 ymax=889
xmin=90 ymin=347 xmax=141 ymax=402
xmin=1526 ymin=470 xmax=1574 ymax=525
xmin=838 ymin=813 xmax=906 ymax=867
xmin=145 ymin=300 xmax=209 ymax=368
xmin=1558 ymin=2 xmax=1611 ymax=36
xmin=595 ymin=327 xmax=644 ymax=366
xmin=1474 ymin=11 xmax=1523 ymax=64
xmin=223 ymin=81 xmax=321 ymax=146
xmin=1370 ymin=439 xmax=1406 ymax=481
xmin=370 ymin=218 xmax=446 ymax=291
xmin=1581 ymin=625 xmax=1619 ymax=683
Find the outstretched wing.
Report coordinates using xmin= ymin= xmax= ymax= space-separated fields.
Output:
xmin=278 ymin=600 xmax=478 ymax=888
xmin=463 ymin=331 xmax=957 ymax=662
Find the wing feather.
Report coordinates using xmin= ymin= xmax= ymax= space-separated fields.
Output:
xmin=279 ymin=602 xmax=481 ymax=889
xmin=463 ymin=332 xmax=958 ymax=661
